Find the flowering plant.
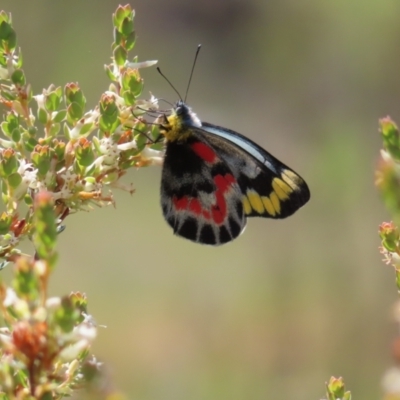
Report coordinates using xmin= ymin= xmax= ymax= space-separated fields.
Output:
xmin=0 ymin=5 xmax=161 ymax=398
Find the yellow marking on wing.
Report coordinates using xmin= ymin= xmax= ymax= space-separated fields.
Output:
xmin=281 ymin=169 xmax=302 ymax=190
xmin=272 ymin=178 xmax=292 ymax=201
xmin=247 ymin=190 xmax=265 ymax=214
xmin=262 ymin=196 xmax=276 ymax=216
xmin=242 ymin=196 xmax=252 ymax=215
xmin=270 ymin=192 xmax=281 ymax=214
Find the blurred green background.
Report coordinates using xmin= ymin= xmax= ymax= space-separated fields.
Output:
xmin=1 ymin=1 xmax=398 ymax=399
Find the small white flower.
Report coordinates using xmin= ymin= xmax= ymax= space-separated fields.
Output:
xmin=32 ymin=306 xmax=47 ymax=322
xmin=46 ymin=297 xmax=62 ymax=309
xmin=13 ymin=297 xmax=30 ymax=319
xmin=117 ymin=140 xmax=137 ymax=151
xmin=34 ymin=260 xmax=47 ymax=276
xmin=18 ymin=160 xmax=38 ymax=189
xmin=3 ymin=287 xmax=18 ymax=307
xmin=0 ymin=233 xmax=18 ymax=247
xmin=59 ymin=339 xmax=91 ymax=362
xmin=53 ymin=185 xmax=74 ymax=200
xmin=74 ymin=322 xmax=97 ymax=341
xmin=382 ymin=366 xmax=400 ymax=394
xmin=98 ymin=137 xmax=119 ymax=165
xmin=60 ymin=168 xmax=77 ymax=185
xmin=141 ymin=147 xmax=164 ymax=166
xmin=126 ymin=59 xmax=158 ymax=69
xmin=82 ymin=179 xmax=101 ymax=193
xmin=33 ymin=93 xmax=46 ymax=110
xmin=136 ymin=93 xmax=158 ymax=111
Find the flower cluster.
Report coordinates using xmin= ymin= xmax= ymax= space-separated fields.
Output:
xmin=376 ymin=118 xmax=400 ymax=289
xmin=0 ymin=190 xmax=101 ymax=397
xmin=377 ymin=116 xmax=400 ymax=399
xmin=0 ymin=266 xmax=98 ymax=397
xmin=0 ymin=4 xmax=162 ymax=397
xmin=0 ymin=5 xmax=162 ymax=262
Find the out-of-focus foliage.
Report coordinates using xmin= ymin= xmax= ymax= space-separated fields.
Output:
xmin=377 ymin=115 xmax=400 ymax=400
xmin=323 ymin=377 xmax=352 ymax=400
xmin=1 ymin=1 xmax=398 ymax=400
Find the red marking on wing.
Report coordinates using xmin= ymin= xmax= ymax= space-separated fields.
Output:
xmin=210 ymin=174 xmax=235 ymax=224
xmin=173 ymin=196 xmax=188 ymax=210
xmin=212 ymin=191 xmax=225 ymax=224
xmin=174 ymin=197 xmax=202 ymax=215
xmin=214 ymin=174 xmax=236 ymax=193
xmin=172 ymin=173 xmax=237 ymax=225
xmin=189 ymin=198 xmax=202 ymax=215
xmin=191 ymin=142 xmax=217 ymax=163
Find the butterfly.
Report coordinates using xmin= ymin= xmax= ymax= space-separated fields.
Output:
xmin=158 ymin=100 xmax=310 ymax=245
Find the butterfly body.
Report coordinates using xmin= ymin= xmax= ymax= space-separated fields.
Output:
xmin=159 ymin=100 xmax=310 ymax=245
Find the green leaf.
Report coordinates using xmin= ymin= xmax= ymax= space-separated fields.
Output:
xmin=64 ymin=83 xmax=86 ymax=111
xmin=53 ymin=140 xmax=66 ymax=161
xmin=113 ymin=45 xmax=127 ymax=67
xmin=37 ymin=159 xmax=51 ymax=176
xmin=113 ymin=5 xmax=133 ymax=32
xmin=12 ymin=257 xmax=40 ymax=300
xmin=122 ymin=90 xmax=135 ymax=106
xmin=0 ymin=212 xmax=12 ymax=235
xmin=52 ymin=110 xmax=67 ymax=123
xmin=39 ymin=392 xmax=53 ymax=400
xmin=45 ymin=91 xmax=62 ymax=112
xmin=125 ymin=31 xmax=136 ymax=51
xmin=54 ymin=296 xmax=80 ymax=333
xmin=6 ymin=28 xmax=17 ymax=51
xmin=7 ymin=172 xmax=22 ymax=188
xmin=49 ymin=123 xmax=61 ymax=137
xmin=134 ymin=126 xmax=148 ymax=152
xmin=76 ymin=140 xmax=95 ymax=167
xmin=24 ymin=193 xmax=33 ymax=206
xmin=150 ymin=142 xmax=163 ymax=151
xmin=11 ymin=69 xmax=25 ymax=86
xmin=380 ymin=117 xmax=400 ymax=161
xmin=0 ymin=121 xmax=10 ymax=137
xmin=33 ymin=191 xmax=58 ymax=267
xmin=79 ymin=122 xmax=94 ymax=136
xmin=121 ymin=17 xmax=134 ymax=36
xmin=37 ymin=107 xmax=48 ymax=124
xmin=0 ymin=151 xmax=18 ymax=176
xmin=104 ymin=64 xmax=117 ymax=81
xmin=11 ymin=128 xmax=21 ymax=143
xmin=67 ymin=102 xmax=84 ymax=122
xmin=113 ymin=28 xmax=123 ymax=47
xmin=0 ymin=20 xmax=13 ymax=40
xmin=24 ymin=137 xmax=38 ymax=152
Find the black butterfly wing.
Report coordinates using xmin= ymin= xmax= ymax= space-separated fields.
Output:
xmin=161 ymin=134 xmax=247 ymax=245
xmin=198 ymin=122 xmax=310 ymax=219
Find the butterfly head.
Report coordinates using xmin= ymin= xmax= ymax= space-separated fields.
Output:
xmin=159 ymin=100 xmax=202 ymax=142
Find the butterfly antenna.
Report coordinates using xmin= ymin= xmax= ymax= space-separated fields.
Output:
xmin=157 ymin=67 xmax=182 ymax=101
xmin=184 ymin=44 xmax=201 ymax=102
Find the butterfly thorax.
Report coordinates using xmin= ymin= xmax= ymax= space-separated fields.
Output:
xmin=160 ymin=100 xmax=202 ymax=142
